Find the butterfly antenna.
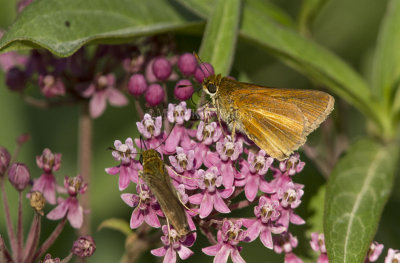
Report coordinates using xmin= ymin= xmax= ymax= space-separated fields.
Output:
xmin=193 ymin=52 xmax=212 ymax=77
xmin=153 ymin=122 xmax=176 ymax=151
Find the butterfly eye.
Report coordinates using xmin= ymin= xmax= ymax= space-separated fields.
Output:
xmin=207 ymin=83 xmax=217 ymax=94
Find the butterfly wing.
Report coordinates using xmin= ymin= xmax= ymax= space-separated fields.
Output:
xmin=219 ymin=78 xmax=334 ymax=160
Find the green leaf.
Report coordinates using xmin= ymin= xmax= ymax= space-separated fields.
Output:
xmin=0 ymin=0 xmax=202 ymax=57
xmin=198 ymin=0 xmax=241 ymax=76
xmin=98 ymin=218 xmax=132 ymax=236
xmin=372 ymin=0 xmax=400 ymax=105
xmin=298 ymin=0 xmax=330 ymax=35
xmin=324 ymin=139 xmax=399 ymax=263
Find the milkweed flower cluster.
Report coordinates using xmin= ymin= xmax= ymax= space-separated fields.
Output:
xmin=107 ymin=101 xmax=308 ymax=263
xmin=0 ymin=138 xmax=95 ymax=262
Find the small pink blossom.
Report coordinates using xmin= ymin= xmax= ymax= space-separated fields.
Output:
xmin=202 ymin=220 xmax=247 ymax=263
xmin=279 ymin=153 xmax=305 ymax=176
xmin=310 ymin=232 xmax=328 ymax=263
xmin=121 ymin=184 xmax=163 ymax=229
xmin=136 ymin=114 xmax=162 ymax=139
xmin=278 ymin=181 xmax=304 ymax=209
xmin=366 ymin=241 xmax=384 ymax=262
xmin=38 ymin=74 xmax=66 ymax=97
xmin=189 ymin=167 xmax=233 ymax=218
xmin=36 ymin=148 xmax=62 ymax=173
xmin=47 ymin=176 xmax=87 ymax=228
xmin=151 ymin=225 xmax=196 ymax=263
xmin=273 ymin=232 xmax=298 ymax=254
xmin=82 ymin=74 xmax=128 ymax=118
xmin=216 ymin=136 xmax=243 ymax=162
xmin=385 ymin=248 xmax=400 ymax=263
xmin=169 ymin=147 xmax=194 ymax=173
xmin=196 ymin=121 xmax=222 ymax=145
xmin=167 ymin=102 xmax=191 ymax=125
xmin=111 ymin=138 xmax=136 ymax=164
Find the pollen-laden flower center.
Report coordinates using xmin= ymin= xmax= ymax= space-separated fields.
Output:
xmin=43 ymin=151 xmax=55 ymax=168
xmin=177 ymin=152 xmax=188 ymax=170
xmin=138 ymin=190 xmax=151 ymax=208
xmin=227 ymin=224 xmax=243 ymax=242
xmin=392 ymin=254 xmax=400 ymax=263
xmin=117 ymin=144 xmax=132 ymax=159
xmin=254 ymin=155 xmax=265 ymax=172
xmin=202 ymin=125 xmax=215 ymax=140
xmin=284 ymin=189 xmax=297 ymax=204
xmin=223 ymin=142 xmax=235 ymax=157
xmin=260 ymin=203 xmax=275 ymax=220
xmin=318 ymin=234 xmax=324 ymax=248
xmin=97 ymin=75 xmax=108 ymax=89
xmin=29 ymin=191 xmax=46 ymax=215
xmin=173 ymin=105 xmax=185 ymax=119
xmin=168 ymin=229 xmax=180 ymax=246
xmin=286 ymin=156 xmax=298 ymax=170
xmin=68 ymin=177 xmax=82 ymax=193
xmin=44 ymin=75 xmax=55 ymax=88
xmin=203 ymin=171 xmax=217 ymax=188
xmin=144 ymin=119 xmax=155 ymax=136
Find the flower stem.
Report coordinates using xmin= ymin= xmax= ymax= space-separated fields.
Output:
xmin=23 ymin=213 xmax=41 ymax=263
xmin=0 ymin=235 xmax=14 ymax=263
xmin=17 ymin=192 xmax=23 ymax=262
xmin=0 ymin=177 xmax=17 ymax=258
xmin=78 ymin=104 xmax=92 ymax=236
xmin=61 ymin=252 xmax=73 ymax=263
xmin=32 ymin=217 xmax=67 ymax=261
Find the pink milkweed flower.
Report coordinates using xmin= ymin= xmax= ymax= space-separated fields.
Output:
xmin=188 ymin=167 xmax=233 ymax=218
xmin=167 ymin=102 xmax=191 ymax=125
xmin=273 ymin=232 xmax=298 ymax=254
xmin=136 ymin=113 xmax=162 ymax=139
xmin=202 ymin=220 xmax=247 ymax=263
xmin=385 ymin=248 xmax=400 ymax=263
xmin=105 ymin=138 xmax=140 ymax=190
xmin=196 ymin=121 xmax=222 ymax=145
xmin=82 ymin=73 xmax=128 ymax=119
xmin=279 ymin=153 xmax=305 ymax=176
xmin=151 ymin=225 xmax=196 ymax=263
xmin=366 ymin=241 xmax=384 ymax=262
xmin=310 ymin=232 xmax=329 ymax=263
xmin=216 ymin=136 xmax=243 ymax=162
xmin=38 ymin=74 xmax=66 ymax=98
xmin=39 ymin=254 xmax=60 ymax=263
xmin=169 ymin=147 xmax=195 ymax=173
xmin=47 ymin=176 xmax=87 ymax=228
xmin=246 ymin=196 xmax=286 ymax=249
xmin=235 ymin=153 xmax=275 ymax=202
xmin=121 ymin=184 xmax=163 ymax=229
xmin=32 ymin=148 xmax=62 ymax=204
xmin=276 ymin=182 xmax=305 ymax=228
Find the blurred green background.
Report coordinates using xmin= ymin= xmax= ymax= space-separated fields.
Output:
xmin=1 ymin=0 xmax=398 ymax=262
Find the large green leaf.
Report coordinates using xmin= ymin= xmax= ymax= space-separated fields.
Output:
xmin=0 ymin=0 xmax=202 ymax=57
xmin=324 ymin=139 xmax=399 ymax=263
xmin=198 ymin=0 xmax=241 ymax=76
xmin=298 ymin=0 xmax=330 ymax=35
xmin=372 ymin=0 xmax=400 ymax=105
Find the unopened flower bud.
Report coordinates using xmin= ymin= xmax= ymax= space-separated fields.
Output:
xmin=8 ymin=163 xmax=30 ymax=191
xmin=194 ymin=63 xmax=214 ymax=83
xmin=145 ymin=84 xmax=165 ymax=106
xmin=29 ymin=191 xmax=46 ymax=216
xmin=72 ymin=236 xmax=96 ymax=258
xmin=39 ymin=253 xmax=60 ymax=263
xmin=0 ymin=146 xmax=11 ymax=176
xmin=152 ymin=57 xmax=172 ymax=81
xmin=128 ymin=74 xmax=147 ymax=96
xmin=6 ymin=67 xmax=27 ymax=92
xmin=178 ymin=53 xmax=197 ymax=76
xmin=174 ymin=79 xmax=194 ymax=101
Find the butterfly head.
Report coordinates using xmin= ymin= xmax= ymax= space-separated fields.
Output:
xmin=202 ymin=74 xmax=222 ymax=97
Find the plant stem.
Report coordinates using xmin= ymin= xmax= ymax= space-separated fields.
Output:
xmin=23 ymin=213 xmax=41 ymax=263
xmin=17 ymin=192 xmax=23 ymax=263
xmin=78 ymin=104 xmax=92 ymax=237
xmin=0 ymin=177 xmax=17 ymax=258
xmin=0 ymin=235 xmax=14 ymax=263
xmin=32 ymin=217 xmax=67 ymax=261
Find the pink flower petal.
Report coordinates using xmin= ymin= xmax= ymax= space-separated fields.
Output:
xmin=231 ymin=248 xmax=246 ymax=263
xmin=130 ymin=208 xmax=144 ymax=229
xmin=188 ymin=193 xmax=203 ymax=204
xmin=105 ymin=166 xmax=120 ymax=175
xmin=144 ymin=208 xmax=161 ymax=228
xmin=164 ymin=247 xmax=177 ymax=263
xmin=244 ymin=175 xmax=258 ymax=202
xmin=151 ymin=247 xmax=167 ymax=257
xmin=246 ymin=221 xmax=262 ymax=241
xmin=89 ymin=91 xmax=107 ymax=118
xmin=214 ymin=245 xmax=231 ymax=263
xmin=199 ymin=193 xmax=213 ymax=218
xmin=202 ymin=244 xmax=222 ymax=256
xmin=107 ymin=87 xmax=128 ymax=106
xmin=47 ymin=200 xmax=68 ymax=220
xmin=290 ymin=211 xmax=305 ymax=225
xmin=67 ymin=200 xmax=83 ymax=228
xmin=121 ymin=193 xmax=136 ymax=207
xmin=214 ymin=194 xmax=230 ymax=213
xmin=260 ymin=228 xmax=273 ymax=249
xmin=177 ymin=246 xmax=194 ymax=260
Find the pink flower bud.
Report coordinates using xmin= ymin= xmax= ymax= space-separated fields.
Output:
xmin=72 ymin=236 xmax=96 ymax=258
xmin=194 ymin=63 xmax=214 ymax=83
xmin=152 ymin=57 xmax=172 ymax=81
xmin=178 ymin=53 xmax=197 ymax=76
xmin=145 ymin=84 xmax=165 ymax=106
xmin=0 ymin=146 xmax=11 ymax=175
xmin=174 ymin=79 xmax=194 ymax=101
xmin=6 ymin=67 xmax=27 ymax=92
xmin=8 ymin=163 xmax=30 ymax=191
xmin=128 ymin=74 xmax=147 ymax=96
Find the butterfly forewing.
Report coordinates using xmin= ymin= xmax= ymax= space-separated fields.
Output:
xmin=214 ymin=77 xmax=334 ymax=160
